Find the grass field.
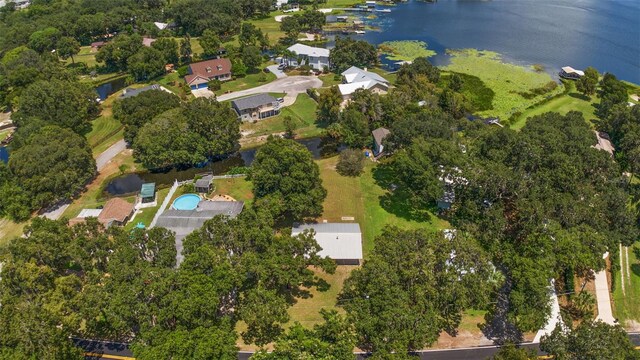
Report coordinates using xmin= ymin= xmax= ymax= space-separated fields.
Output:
xmin=65 ymin=46 xmax=98 ymax=67
xmin=443 ymin=49 xmax=563 ymax=121
xmin=511 ymin=81 xmax=600 ymax=130
xmin=317 ymin=157 xmax=449 ymax=255
xmin=0 ymin=218 xmax=27 ymax=247
xmin=319 ymin=73 xmax=343 ymax=87
xmin=85 ymin=88 xmax=125 ymax=155
xmin=613 ymin=243 xmax=640 ymax=329
xmin=241 ymin=93 xmax=322 ymax=141
xmin=123 ymin=188 xmax=171 ymax=231
xmin=0 ymin=128 xmax=12 ymax=142
xmin=212 ymin=177 xmax=254 ymax=205
xmin=216 ymin=71 xmax=277 ymax=95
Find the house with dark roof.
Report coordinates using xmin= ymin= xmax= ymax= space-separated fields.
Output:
xmin=195 ymin=175 xmax=214 ymax=193
xmin=98 ymin=198 xmax=135 ymax=228
xmin=372 ymin=127 xmax=390 ymax=156
xmin=231 ymin=94 xmax=280 ymax=122
xmin=291 ymin=223 xmax=363 ymax=265
xmin=185 ymin=58 xmax=232 ymax=90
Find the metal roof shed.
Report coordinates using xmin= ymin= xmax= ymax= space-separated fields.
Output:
xmin=140 ymin=183 xmax=156 ymax=203
xmin=291 ymin=223 xmax=363 ymax=265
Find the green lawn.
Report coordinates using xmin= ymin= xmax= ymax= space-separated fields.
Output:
xmin=212 ymin=177 xmax=254 ymax=205
xmin=0 ymin=218 xmax=27 ymax=247
xmin=241 ymin=93 xmax=322 ymax=140
xmin=0 ymin=128 xmax=13 ymax=142
xmin=613 ymin=242 xmax=640 ymax=329
xmin=85 ymin=116 xmax=123 ymax=153
xmin=124 ymin=188 xmax=170 ymax=231
xmin=317 ymin=157 xmax=449 ymax=256
xmin=443 ymin=49 xmax=563 ymax=121
xmin=215 ymin=71 xmax=277 ymax=95
xmin=511 ymin=81 xmax=600 ymax=130
xmin=319 ymin=73 xmax=343 ymax=88
xmin=65 ymin=46 xmax=98 ymax=67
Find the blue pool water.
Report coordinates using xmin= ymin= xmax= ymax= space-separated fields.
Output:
xmin=172 ymin=194 xmax=201 ymax=211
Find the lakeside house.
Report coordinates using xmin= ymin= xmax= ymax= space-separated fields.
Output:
xmin=284 ymin=43 xmax=330 ymax=70
xmin=119 ymin=84 xmax=172 ymax=99
xmin=372 ymin=127 xmax=391 ymax=156
xmin=559 ymin=66 xmax=584 ymax=80
xmin=185 ymin=58 xmax=232 ymax=90
xmin=338 ymin=66 xmax=390 ymax=100
xmin=231 ymin=94 xmax=281 ymax=122
xmin=291 ymin=223 xmax=364 ymax=265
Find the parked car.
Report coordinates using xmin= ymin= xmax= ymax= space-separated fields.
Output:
xmin=276 ymin=97 xmax=284 ymax=103
xmin=278 ymin=63 xmax=286 ymax=70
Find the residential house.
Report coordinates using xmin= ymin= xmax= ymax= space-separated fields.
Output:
xmin=275 ymin=0 xmax=288 ymax=8
xmin=142 ymin=37 xmax=157 ymax=47
xmin=119 ymin=84 xmax=172 ymax=99
xmin=155 ymin=201 xmax=244 ymax=265
xmin=185 ymin=58 xmax=232 ymax=90
xmin=338 ymin=66 xmax=390 ymax=100
xmin=559 ymin=66 xmax=584 ymax=80
xmin=285 ymin=43 xmax=330 ymax=70
xmin=90 ymin=41 xmax=106 ymax=52
xmin=231 ymin=94 xmax=280 ymax=122
xmin=195 ymin=175 xmax=214 ymax=193
xmin=372 ymin=127 xmax=390 ymax=156
xmin=153 ymin=22 xmax=175 ymax=30
xmin=98 ymin=198 xmax=135 ymax=228
xmin=140 ymin=183 xmax=156 ymax=204
xmin=68 ymin=208 xmax=103 ymax=227
xmin=291 ymin=223 xmax=363 ymax=265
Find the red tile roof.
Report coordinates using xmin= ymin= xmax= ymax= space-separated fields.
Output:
xmin=185 ymin=58 xmax=232 ymax=85
xmin=98 ymin=198 xmax=134 ymax=225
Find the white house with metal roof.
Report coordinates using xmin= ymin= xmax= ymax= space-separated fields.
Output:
xmin=339 ymin=66 xmax=390 ymax=100
xmin=291 ymin=223 xmax=363 ymax=265
xmin=285 ymin=43 xmax=331 ymax=70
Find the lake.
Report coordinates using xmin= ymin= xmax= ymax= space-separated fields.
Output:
xmin=359 ymin=0 xmax=640 ymax=83
xmin=105 ymin=137 xmax=345 ymax=195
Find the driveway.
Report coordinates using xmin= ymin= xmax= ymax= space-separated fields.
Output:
xmin=215 ymin=76 xmax=322 ymax=105
xmin=267 ymin=65 xmax=287 ymax=79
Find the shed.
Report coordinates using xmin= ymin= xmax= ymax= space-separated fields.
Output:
xmin=291 ymin=223 xmax=363 ymax=265
xmin=140 ymin=183 xmax=156 ymax=203
xmin=372 ymin=127 xmax=391 ymax=156
xmin=195 ymin=175 xmax=214 ymax=193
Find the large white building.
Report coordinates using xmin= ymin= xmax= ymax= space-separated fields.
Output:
xmin=338 ymin=66 xmax=390 ymax=100
xmin=284 ymin=43 xmax=331 ymax=70
xmin=291 ymin=223 xmax=363 ymax=265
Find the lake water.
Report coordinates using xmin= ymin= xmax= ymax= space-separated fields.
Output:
xmin=105 ymin=137 xmax=344 ymax=195
xmin=359 ymin=0 xmax=640 ymax=83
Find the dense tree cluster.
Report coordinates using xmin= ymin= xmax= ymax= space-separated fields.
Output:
xmin=0 ymin=207 xmax=335 ymax=358
xmin=329 ymin=37 xmax=378 ymax=73
xmin=113 ymin=89 xmax=182 ymax=143
xmin=250 ymin=136 xmax=327 ymax=220
xmin=279 ymin=10 xmax=326 ymax=44
xmin=132 ymin=97 xmax=240 ymax=169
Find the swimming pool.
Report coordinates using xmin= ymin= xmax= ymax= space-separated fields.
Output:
xmin=172 ymin=194 xmax=201 ymax=211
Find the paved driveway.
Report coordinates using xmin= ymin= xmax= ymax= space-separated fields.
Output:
xmin=267 ymin=65 xmax=287 ymax=79
xmin=214 ymin=76 xmax=322 ymax=105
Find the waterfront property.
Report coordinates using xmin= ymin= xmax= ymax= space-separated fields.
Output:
xmin=284 ymin=43 xmax=331 ymax=70
xmin=231 ymin=94 xmax=281 ymax=122
xmin=291 ymin=223 xmax=363 ymax=265
xmin=185 ymin=58 xmax=232 ymax=90
xmin=140 ymin=183 xmax=156 ymax=204
xmin=339 ymin=66 xmax=390 ymax=100
xmin=559 ymin=66 xmax=584 ymax=80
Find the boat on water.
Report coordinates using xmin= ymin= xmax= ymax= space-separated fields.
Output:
xmin=559 ymin=66 xmax=584 ymax=80
xmin=355 ymin=30 xmax=366 ymax=34
xmin=376 ymin=9 xmax=391 ymax=13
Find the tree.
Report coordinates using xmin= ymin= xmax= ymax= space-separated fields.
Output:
xmin=596 ymin=73 xmax=628 ymax=119
xmin=316 ymin=86 xmax=342 ymax=124
xmin=183 ymin=97 xmax=240 ymax=158
xmin=95 ymin=34 xmax=143 ymax=71
xmin=576 ymin=66 xmax=598 ymax=97
xmin=449 ymin=73 xmax=463 ymax=92
xmin=112 ymin=89 xmax=181 ymax=143
xmin=540 ymin=321 xmax=639 ymax=360
xmin=15 ymin=79 xmax=100 ymax=133
xmin=491 ymin=344 xmax=537 ymax=360
xmin=199 ymin=29 xmax=222 ymax=58
xmin=56 ymin=37 xmax=81 ymax=64
xmin=398 ymin=57 xmax=441 ymax=84
xmin=330 ymin=37 xmax=377 ymax=73
xmin=340 ymin=227 xmax=496 ymax=354
xmin=127 ymin=47 xmax=166 ymax=81
xmin=9 ymin=125 xmax=96 ymax=210
xmin=28 ymin=27 xmax=61 ymax=53
xmin=336 ymin=149 xmax=365 ymax=176
xmin=280 ymin=16 xmax=302 ymax=45
xmin=231 ymin=58 xmax=248 ymax=77
xmin=439 ymin=88 xmax=467 ymax=118
xmin=241 ymin=45 xmax=263 ymax=71
xmin=179 ymin=34 xmax=193 ymax=63
xmin=283 ymin=115 xmax=296 ymax=139
xmin=250 ymin=136 xmax=327 ymax=220
xmin=239 ymin=22 xmax=267 ymax=48
xmin=339 ymin=107 xmax=371 ymax=148
xmin=151 ymin=37 xmax=179 ymax=64
xmin=252 ymin=310 xmax=356 ymax=360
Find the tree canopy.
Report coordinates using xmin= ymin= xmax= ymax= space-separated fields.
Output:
xmin=329 ymin=37 xmax=378 ymax=73
xmin=250 ymin=136 xmax=327 ymax=220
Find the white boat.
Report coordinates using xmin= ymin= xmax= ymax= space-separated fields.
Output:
xmin=355 ymin=30 xmax=366 ymax=34
xmin=376 ymin=9 xmax=391 ymax=12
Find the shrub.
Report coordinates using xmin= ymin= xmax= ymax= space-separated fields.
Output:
xmin=177 ymin=65 xmax=189 ymax=77
xmin=336 ymin=149 xmax=365 ymax=177
xmin=208 ymin=79 xmax=222 ymax=91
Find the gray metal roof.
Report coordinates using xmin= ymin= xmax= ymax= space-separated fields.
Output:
xmin=291 ymin=222 xmax=361 ymax=234
xmin=231 ymin=94 xmax=277 ymax=111
xmin=155 ymin=202 xmax=244 ymax=234
xmin=195 ymin=175 xmax=213 ymax=188
xmin=120 ymin=84 xmax=161 ymax=99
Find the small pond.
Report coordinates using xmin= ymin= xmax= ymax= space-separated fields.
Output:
xmin=95 ymin=76 xmax=128 ymax=101
xmin=0 ymin=146 xmax=9 ymax=163
xmin=105 ymin=137 xmax=344 ymax=196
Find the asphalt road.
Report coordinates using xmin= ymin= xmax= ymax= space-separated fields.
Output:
xmin=266 ymin=65 xmax=287 ymax=79
xmin=81 ymin=334 xmax=640 ymax=360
